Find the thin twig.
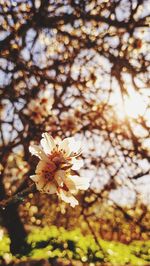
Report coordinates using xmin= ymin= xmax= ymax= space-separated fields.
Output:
xmin=0 ymin=183 xmax=37 ymax=210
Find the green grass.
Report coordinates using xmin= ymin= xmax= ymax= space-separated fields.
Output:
xmin=0 ymin=226 xmax=150 ymax=265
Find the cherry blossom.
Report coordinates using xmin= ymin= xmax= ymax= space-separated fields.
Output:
xmin=29 ymin=133 xmax=90 ymax=207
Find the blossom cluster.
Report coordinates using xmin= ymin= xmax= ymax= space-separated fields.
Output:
xmin=24 ymin=91 xmax=54 ymax=124
xmin=29 ymin=133 xmax=90 ymax=207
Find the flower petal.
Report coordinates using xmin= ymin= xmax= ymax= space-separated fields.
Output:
xmin=63 ymin=177 xmax=76 ymax=192
xmin=71 ymin=158 xmax=83 ymax=170
xmin=58 ymin=189 xmax=78 ymax=207
xmin=43 ymin=182 xmax=57 ymax=194
xmin=54 ymin=170 xmax=66 ymax=187
xmin=58 ymin=138 xmax=72 ymax=157
xmin=35 ymin=161 xmax=46 ymax=174
xmin=35 ymin=161 xmax=56 ymax=177
xmin=67 ymin=138 xmax=82 ymax=157
xmin=30 ymin=175 xmax=40 ymax=182
xmin=68 ymin=176 xmax=90 ymax=190
xmin=41 ymin=133 xmax=56 ymax=155
xmin=29 ymin=144 xmax=48 ymax=160
xmin=30 ymin=175 xmax=46 ymax=191
xmin=55 ymin=171 xmax=77 ymax=192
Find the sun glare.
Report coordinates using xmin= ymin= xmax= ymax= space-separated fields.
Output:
xmin=124 ymin=93 xmax=147 ymax=119
xmin=110 ymin=87 xmax=149 ymax=122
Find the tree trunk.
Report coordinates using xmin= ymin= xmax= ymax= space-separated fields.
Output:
xmin=0 ymin=176 xmax=28 ymax=255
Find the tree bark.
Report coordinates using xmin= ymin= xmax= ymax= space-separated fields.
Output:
xmin=0 ymin=176 xmax=28 ymax=255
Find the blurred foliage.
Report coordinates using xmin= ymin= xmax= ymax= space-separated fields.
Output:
xmin=18 ymin=192 xmax=150 ymax=244
xmin=1 ymin=226 xmax=150 ymax=265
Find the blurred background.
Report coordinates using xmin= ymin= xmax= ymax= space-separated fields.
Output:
xmin=0 ymin=0 xmax=150 ymax=265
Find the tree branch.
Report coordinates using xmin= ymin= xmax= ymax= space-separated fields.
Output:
xmin=0 ymin=183 xmax=37 ymax=210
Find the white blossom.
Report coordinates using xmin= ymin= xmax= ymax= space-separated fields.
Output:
xmin=24 ymin=91 xmax=54 ymax=124
xmin=29 ymin=133 xmax=90 ymax=207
